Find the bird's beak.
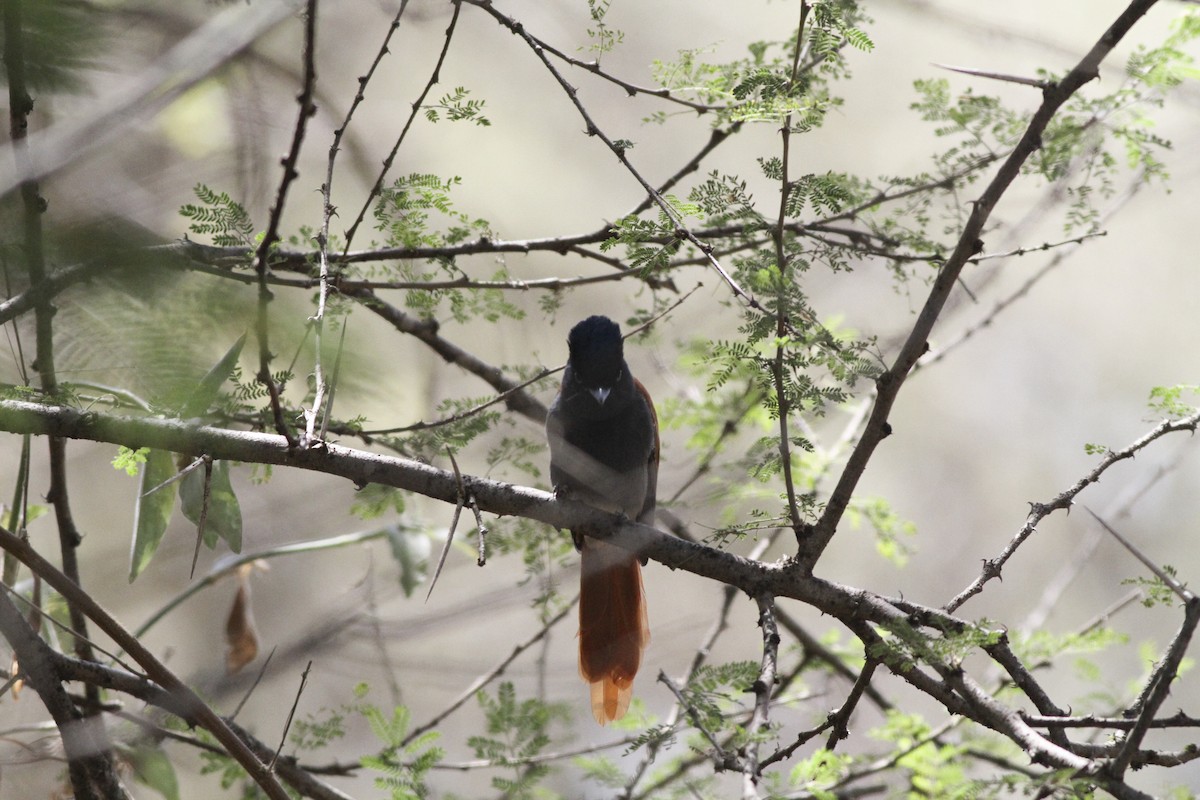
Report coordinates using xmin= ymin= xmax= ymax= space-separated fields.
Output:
xmin=589 ymin=386 xmax=611 ymax=405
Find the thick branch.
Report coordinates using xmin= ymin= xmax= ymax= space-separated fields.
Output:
xmin=4 ymin=0 xmax=106 ymax=746
xmin=0 ymin=589 xmax=120 ymax=799
xmin=0 ymin=397 xmax=1192 ymax=789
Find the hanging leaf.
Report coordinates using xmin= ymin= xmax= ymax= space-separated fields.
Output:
xmin=179 ymin=332 xmax=247 ymax=417
xmin=180 ymin=459 xmax=242 ymax=553
xmin=225 ymin=564 xmax=259 ymax=674
xmin=129 ymin=449 xmax=177 ymax=582
xmin=386 ymin=525 xmax=430 ymax=598
xmin=126 ymin=742 xmax=181 ymax=800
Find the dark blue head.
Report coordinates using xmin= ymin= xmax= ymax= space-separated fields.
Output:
xmin=567 ymin=316 xmax=626 ymax=404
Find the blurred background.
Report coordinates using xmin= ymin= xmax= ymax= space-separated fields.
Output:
xmin=1 ymin=0 xmax=1198 ymax=796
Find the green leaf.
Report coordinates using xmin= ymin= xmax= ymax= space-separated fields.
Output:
xmin=127 ymin=743 xmax=181 ymax=800
xmin=180 ymin=460 xmax=243 ymax=552
xmin=1147 ymin=383 xmax=1199 ymax=419
xmin=386 ymin=525 xmax=429 ymax=597
xmin=179 ymin=332 xmax=247 ymax=417
xmin=180 ymin=184 xmax=255 ymax=247
xmin=113 ymin=445 xmax=151 ymax=476
xmin=789 ymin=748 xmax=851 ymax=798
xmin=130 ymin=449 xmax=177 ymax=582
xmin=351 ymin=483 xmax=407 ymax=520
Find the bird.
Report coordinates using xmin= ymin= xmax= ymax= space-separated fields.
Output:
xmin=546 ymin=315 xmax=658 ymax=725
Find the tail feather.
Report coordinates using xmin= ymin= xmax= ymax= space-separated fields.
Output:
xmin=579 ymin=539 xmax=649 ymax=725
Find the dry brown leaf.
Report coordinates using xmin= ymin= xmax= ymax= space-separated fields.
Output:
xmin=225 ymin=563 xmax=259 ymax=674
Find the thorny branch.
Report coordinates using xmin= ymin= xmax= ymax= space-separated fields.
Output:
xmin=252 ymin=0 xmax=319 ymax=445
xmin=0 ymin=0 xmax=1195 ymax=797
xmin=800 ymin=0 xmax=1166 ymax=570
xmin=944 ymin=410 xmax=1200 ymax=613
xmin=340 ymin=0 xmax=461 ymax=252
xmin=0 ymin=523 xmax=292 ymax=800
xmin=462 ymin=0 xmax=767 ymax=316
xmin=3 ymin=0 xmax=108 ymax=789
xmin=3 ymin=395 xmax=1198 ymax=795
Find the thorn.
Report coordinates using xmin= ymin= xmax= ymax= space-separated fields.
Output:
xmin=931 ymin=62 xmax=1050 ymax=89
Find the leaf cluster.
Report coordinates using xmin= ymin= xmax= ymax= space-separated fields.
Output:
xmin=648 ymin=0 xmax=870 ymax=128
xmin=356 ymin=692 xmax=444 ymax=800
xmin=180 ymin=184 xmax=256 ymax=248
xmin=423 ymin=86 xmax=491 ymax=126
xmin=370 ymin=173 xmax=521 ymax=324
xmin=468 ymin=682 xmax=569 ymax=797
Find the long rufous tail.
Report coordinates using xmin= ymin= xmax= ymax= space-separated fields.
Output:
xmin=578 ymin=538 xmax=649 ymax=725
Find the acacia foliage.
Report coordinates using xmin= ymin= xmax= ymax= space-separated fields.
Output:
xmin=1 ymin=1 xmax=1199 ymax=799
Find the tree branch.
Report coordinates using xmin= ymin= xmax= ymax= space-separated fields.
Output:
xmin=801 ymin=0 xmax=1164 ymax=570
xmin=0 ymin=589 xmax=121 ymax=800
xmin=944 ymin=410 xmax=1200 ymax=612
xmin=252 ymin=0 xmax=319 ymax=445
xmin=341 ymin=0 xmax=462 ymax=251
xmin=1 ymin=395 xmax=1196 ymax=792
xmin=0 ymin=522 xmax=292 ymax=800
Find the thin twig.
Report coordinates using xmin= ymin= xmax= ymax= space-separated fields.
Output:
xmin=1022 ymin=711 xmax=1200 ymax=730
xmin=231 ymin=647 xmax=276 ymax=722
xmin=1110 ymin=598 xmax=1200 ymax=778
xmin=744 ymin=594 xmax=780 ymax=799
xmin=252 ymin=0 xmax=319 ymax=446
xmin=533 ymin=33 xmax=729 ymax=114
xmin=353 ymin=291 xmax=550 ymax=424
xmin=401 ymin=597 xmax=574 ymax=746
xmin=135 ymin=527 xmax=393 ymax=638
xmin=271 ymin=661 xmax=312 ymax=772
xmin=1085 ymin=508 xmax=1192 ymax=602
xmin=319 ymin=319 xmax=349 ymax=441
xmin=309 ymin=0 xmax=413 ymax=445
xmin=1019 ymin=456 xmax=1182 ymax=635
xmin=944 ymin=410 xmax=1200 ymax=612
xmin=138 ymin=453 xmax=205 ymax=497
xmin=918 ymin=177 xmax=1140 ymax=373
xmin=824 ymin=658 xmax=878 ymax=751
xmin=368 ymin=367 xmax=559 ymax=436
xmin=463 ymin=0 xmax=765 ymax=318
xmin=771 ymin=0 xmax=812 ymax=541
xmin=2 ymin=583 xmax=142 ymax=682
xmin=469 ymin=494 xmax=487 ymax=567
xmin=658 ymin=670 xmax=732 ymax=765
xmin=341 ymin=0 xmax=461 ymax=251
